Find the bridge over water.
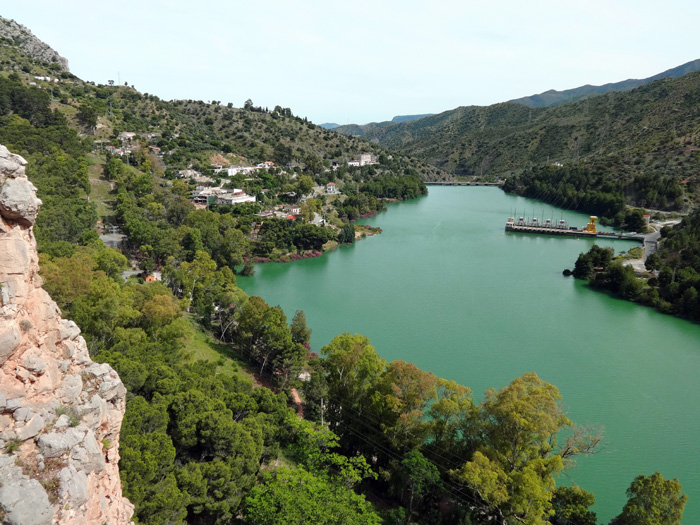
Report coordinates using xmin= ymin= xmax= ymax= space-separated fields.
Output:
xmin=425 ymin=181 xmax=504 ymax=187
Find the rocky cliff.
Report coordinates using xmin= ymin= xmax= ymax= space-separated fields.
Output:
xmin=0 ymin=145 xmax=133 ymax=524
xmin=0 ymin=17 xmax=69 ymax=72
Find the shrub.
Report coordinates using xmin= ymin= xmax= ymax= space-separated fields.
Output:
xmin=56 ymin=405 xmax=82 ymax=427
xmin=5 ymin=438 xmax=22 ymax=454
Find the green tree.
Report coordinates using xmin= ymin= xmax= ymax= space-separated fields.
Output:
xmin=39 ymin=250 xmax=97 ymax=310
xmin=77 ymin=103 xmax=98 ymax=128
xmin=426 ymin=378 xmax=475 ymax=464
xmin=286 ymin=416 xmax=375 ymax=487
xmin=70 ymin=275 xmax=139 ymax=352
xmin=237 ymin=296 xmax=270 ymax=353
xmin=321 ymin=333 xmax=386 ymax=443
xmin=244 ymin=467 xmax=381 ymax=525
xmin=297 ymin=174 xmax=315 ymax=197
xmin=165 ymin=251 xmax=217 ymax=312
xmin=612 ymin=472 xmax=687 ymax=525
xmin=551 ymin=485 xmax=597 ymax=525
xmin=257 ymin=306 xmax=293 ymax=375
xmin=104 ymin=155 xmax=124 ymax=181
xmin=400 ymin=449 xmax=441 ymax=516
xmin=338 ymin=223 xmax=355 ymax=244
xmin=370 ymin=360 xmax=439 ymax=452
xmin=219 ymin=226 xmax=248 ymax=268
xmin=645 ymin=252 xmax=662 ymax=273
xmin=94 ymin=247 xmax=129 ymax=281
xmin=451 ymin=373 xmax=599 ymax=525
xmin=290 ymin=309 xmax=312 ymax=345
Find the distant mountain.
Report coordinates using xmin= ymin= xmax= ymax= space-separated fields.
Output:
xmin=335 ymin=60 xmax=700 ymax=138
xmin=509 ymin=58 xmax=700 ymax=108
xmin=319 ymin=122 xmax=340 ymax=129
xmin=391 ymin=114 xmax=434 ymax=123
xmin=333 ymin=114 xmax=434 ymax=138
xmin=331 ymin=69 xmax=700 ymax=211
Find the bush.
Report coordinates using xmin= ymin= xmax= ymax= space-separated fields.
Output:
xmin=56 ymin=405 xmax=82 ymax=427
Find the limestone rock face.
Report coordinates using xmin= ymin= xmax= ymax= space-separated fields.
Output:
xmin=0 ymin=17 xmax=69 ymax=72
xmin=0 ymin=146 xmax=41 ymax=227
xmin=0 ymin=145 xmax=133 ymax=524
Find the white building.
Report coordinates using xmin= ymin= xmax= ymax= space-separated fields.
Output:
xmin=348 ymin=153 xmax=377 ymax=167
xmin=216 ymin=189 xmax=256 ymax=206
xmin=359 ymin=153 xmax=373 ymax=165
xmin=283 ymin=204 xmax=301 ymax=215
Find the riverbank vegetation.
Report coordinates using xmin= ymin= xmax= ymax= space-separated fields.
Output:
xmin=571 ymin=211 xmax=700 ymax=321
xmin=504 ymin=164 xmax=668 ymax=229
xmin=37 ymin=243 xmax=688 ymax=524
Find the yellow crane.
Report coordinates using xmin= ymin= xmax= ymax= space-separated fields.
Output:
xmin=582 ymin=216 xmax=598 ymax=233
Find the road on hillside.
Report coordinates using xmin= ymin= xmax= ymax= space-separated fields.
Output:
xmin=643 ymin=231 xmax=661 ymax=262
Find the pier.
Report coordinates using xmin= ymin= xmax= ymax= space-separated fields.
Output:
xmin=505 ymin=215 xmax=647 ymax=242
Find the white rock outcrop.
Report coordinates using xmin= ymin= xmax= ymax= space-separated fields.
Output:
xmin=0 ymin=17 xmax=70 ymax=72
xmin=0 ymin=145 xmax=133 ymax=524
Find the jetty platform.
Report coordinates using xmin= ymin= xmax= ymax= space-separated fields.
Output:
xmin=505 ymin=216 xmax=646 ymax=242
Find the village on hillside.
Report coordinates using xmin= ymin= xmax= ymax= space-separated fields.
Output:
xmin=95 ymin=130 xmax=380 ymax=222
xmin=93 ymin=130 xmax=394 ymax=271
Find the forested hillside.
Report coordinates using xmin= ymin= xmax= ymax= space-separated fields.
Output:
xmin=335 ymin=71 xmax=700 ymax=215
xmin=571 ymin=210 xmax=700 ymax=322
xmin=0 ymin=23 xmax=690 ymax=524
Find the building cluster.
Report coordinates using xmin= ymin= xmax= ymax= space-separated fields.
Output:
xmin=190 ymin=186 xmax=256 ymax=209
xmin=105 ymin=145 xmax=131 ymax=156
xmin=101 ymin=131 xmax=162 ymax=157
xmin=347 ymin=153 xmax=378 ymax=168
xmin=116 ymin=131 xmax=161 ymax=143
xmin=212 ymin=161 xmax=275 ymax=177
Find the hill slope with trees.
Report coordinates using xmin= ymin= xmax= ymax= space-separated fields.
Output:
xmin=335 ymin=71 xmax=700 ymax=216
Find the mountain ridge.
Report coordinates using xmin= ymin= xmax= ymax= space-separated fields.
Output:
xmin=0 ymin=16 xmax=69 ymax=72
xmin=333 ymin=71 xmax=700 ymax=213
xmin=334 ymin=59 xmax=700 ymax=140
xmin=509 ymin=58 xmax=700 ymax=107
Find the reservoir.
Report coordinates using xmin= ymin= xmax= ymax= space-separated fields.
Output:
xmin=238 ymin=186 xmax=700 ymax=522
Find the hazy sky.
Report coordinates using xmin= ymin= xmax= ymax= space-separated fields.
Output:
xmin=2 ymin=1 xmax=699 ymax=124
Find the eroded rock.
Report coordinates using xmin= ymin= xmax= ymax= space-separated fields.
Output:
xmin=0 ymin=177 xmax=42 ymax=226
xmin=0 ymin=465 xmax=53 ymax=525
xmin=0 ymin=144 xmax=133 ymax=523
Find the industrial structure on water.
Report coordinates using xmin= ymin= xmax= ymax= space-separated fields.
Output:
xmin=505 ymin=215 xmax=646 ymax=241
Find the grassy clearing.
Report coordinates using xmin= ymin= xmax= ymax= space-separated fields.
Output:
xmin=87 ymin=153 xmax=115 ymax=218
xmin=617 ymin=246 xmax=644 ymax=260
xmin=90 ymin=179 xmax=114 ymax=218
xmin=184 ymin=315 xmax=254 ymax=381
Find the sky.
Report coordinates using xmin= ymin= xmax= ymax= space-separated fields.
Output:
xmin=2 ymin=1 xmax=699 ymax=125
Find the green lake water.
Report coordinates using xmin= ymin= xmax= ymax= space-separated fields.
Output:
xmin=238 ymin=186 xmax=700 ymax=523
